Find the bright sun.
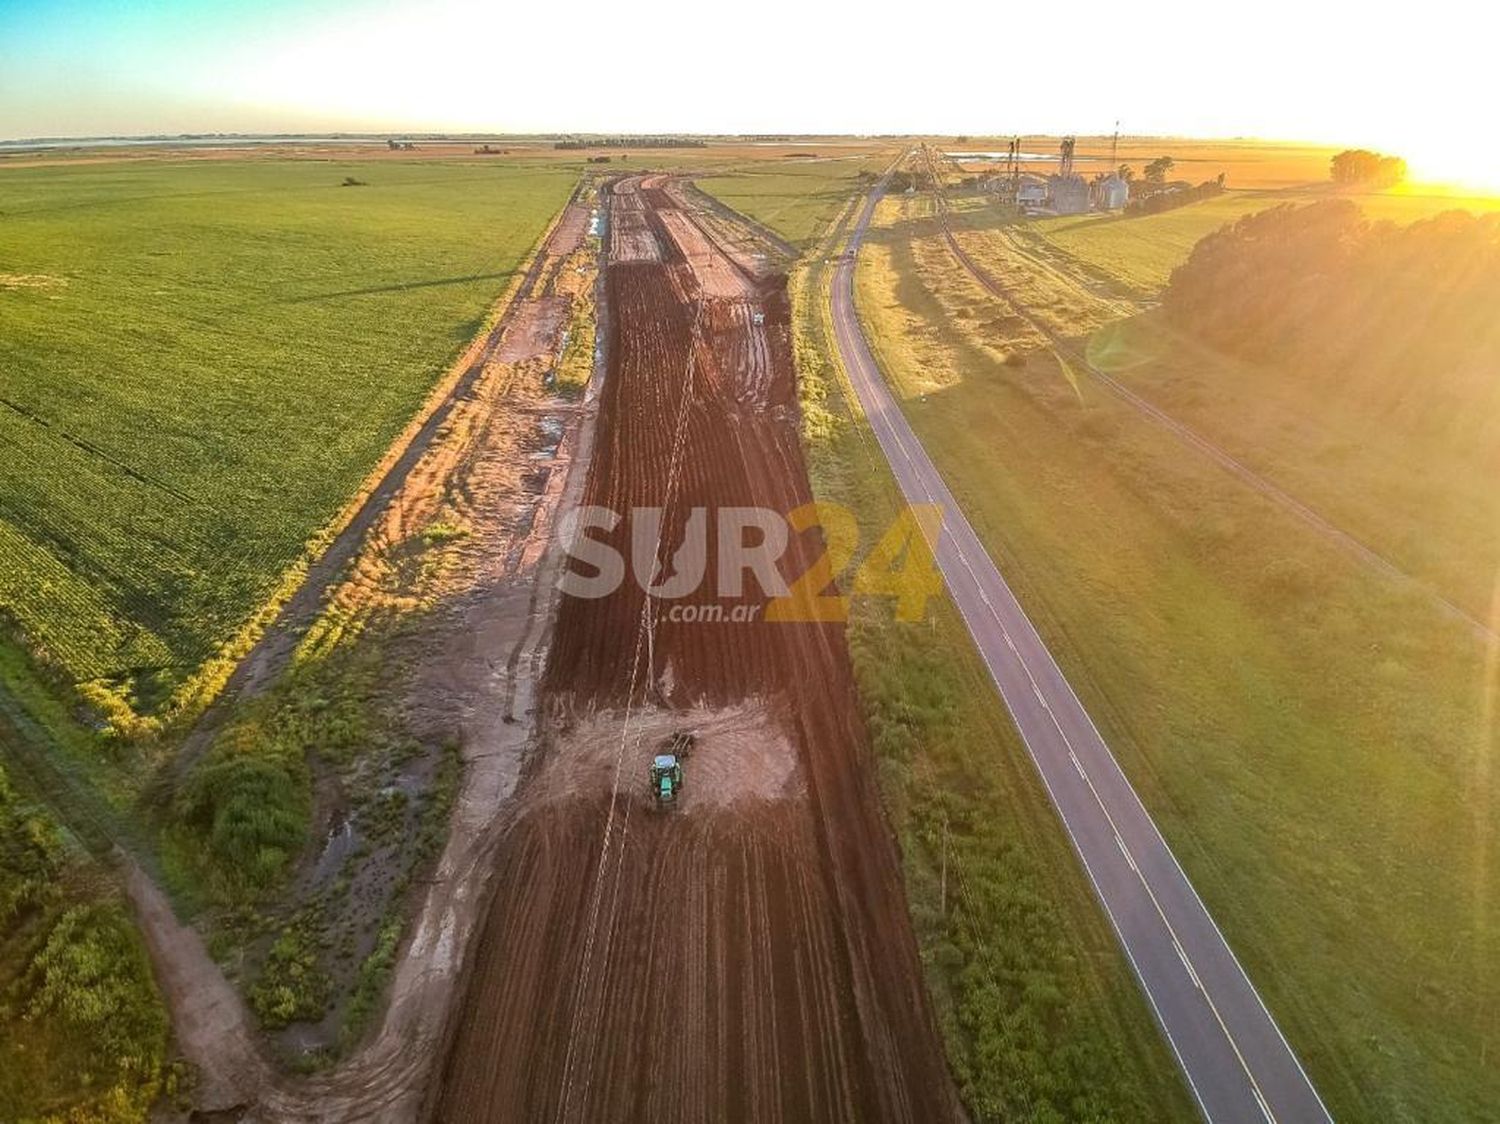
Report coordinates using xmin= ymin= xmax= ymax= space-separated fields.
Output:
xmin=1397 ymin=133 xmax=1500 ymax=196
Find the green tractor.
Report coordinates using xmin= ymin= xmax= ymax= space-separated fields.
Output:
xmin=649 ymin=732 xmax=695 ymax=809
xmin=649 ymin=754 xmax=684 ymax=807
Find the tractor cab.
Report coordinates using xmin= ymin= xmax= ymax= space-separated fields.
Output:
xmin=650 ymin=753 xmax=684 ymax=807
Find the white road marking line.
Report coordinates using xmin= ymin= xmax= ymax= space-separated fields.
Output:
xmin=1175 ymin=938 xmax=1204 ymax=991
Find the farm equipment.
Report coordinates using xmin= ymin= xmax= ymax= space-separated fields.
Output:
xmin=650 ymin=754 xmax=684 ymax=807
xmin=648 ymin=732 xmax=695 ymax=809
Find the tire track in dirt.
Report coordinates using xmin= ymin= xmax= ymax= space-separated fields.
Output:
xmin=433 ymin=178 xmax=962 ymax=1122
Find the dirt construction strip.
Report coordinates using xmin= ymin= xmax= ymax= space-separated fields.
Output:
xmin=832 ymin=178 xmax=1332 ymax=1124
xmin=431 ymin=178 xmax=962 ymax=1122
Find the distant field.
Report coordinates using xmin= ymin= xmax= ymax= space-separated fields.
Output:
xmin=0 ymin=158 xmax=574 ymax=720
xmin=697 ymin=154 xmax=890 ymax=248
xmin=943 ymin=137 xmax=1341 ymax=190
xmin=857 ymin=189 xmax=1500 ymax=1122
xmin=1029 ymin=185 xmax=1500 ymax=294
xmin=1031 ymin=192 xmax=1300 ymax=293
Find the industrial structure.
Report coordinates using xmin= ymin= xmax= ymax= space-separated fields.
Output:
xmin=1047 ymin=137 xmax=1091 ymax=214
xmin=982 ymin=133 xmax=1129 ymax=213
xmin=1092 ymin=123 xmax=1130 ymax=210
xmin=1096 ymin=174 xmax=1130 ymax=209
xmin=978 ymin=132 xmax=1128 ymax=213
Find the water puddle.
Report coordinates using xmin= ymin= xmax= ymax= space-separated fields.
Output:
xmin=531 ymin=416 xmax=565 ymax=459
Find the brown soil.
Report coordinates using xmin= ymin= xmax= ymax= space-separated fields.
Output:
xmin=432 ymin=178 xmax=962 ymax=1122
xmin=547 ymin=202 xmax=591 ymax=258
xmin=494 ymin=294 xmax=571 ymax=364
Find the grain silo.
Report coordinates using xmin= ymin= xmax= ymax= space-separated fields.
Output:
xmin=1099 ymin=173 xmax=1129 ymax=210
xmin=1047 ymin=174 xmax=1091 ymax=214
xmin=1046 ymin=135 xmax=1091 ymax=214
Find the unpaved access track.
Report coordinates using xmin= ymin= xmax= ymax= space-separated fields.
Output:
xmin=433 ymin=178 xmax=962 ymax=1122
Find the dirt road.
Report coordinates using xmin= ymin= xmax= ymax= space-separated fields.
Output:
xmin=433 ymin=178 xmax=961 ymax=1122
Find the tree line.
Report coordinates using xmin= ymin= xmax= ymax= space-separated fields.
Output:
xmin=1331 ymin=149 xmax=1407 ymax=187
xmin=1163 ymin=201 xmax=1500 ymax=455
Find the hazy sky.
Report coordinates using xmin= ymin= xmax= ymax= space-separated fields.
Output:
xmin=1 ymin=0 xmax=1492 ymax=184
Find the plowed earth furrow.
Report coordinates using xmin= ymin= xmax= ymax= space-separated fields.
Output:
xmin=434 ymin=178 xmax=960 ymax=1123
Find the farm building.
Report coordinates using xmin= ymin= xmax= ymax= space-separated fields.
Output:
xmin=1047 ymin=174 xmax=1091 ymax=215
xmin=1017 ymin=176 xmax=1048 ymax=206
xmin=1097 ymin=173 xmax=1129 ymax=210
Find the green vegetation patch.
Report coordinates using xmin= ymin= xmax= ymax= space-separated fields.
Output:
xmin=0 ymin=157 xmax=575 ymax=727
xmin=1031 ymin=185 xmax=1500 ymax=295
xmin=697 ymin=155 xmax=888 ymax=250
xmin=1034 ymin=191 xmax=1299 ymax=294
xmin=0 ymin=765 xmax=171 ymax=1122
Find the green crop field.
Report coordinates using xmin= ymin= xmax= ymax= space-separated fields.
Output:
xmin=697 ymin=154 xmax=890 ymax=249
xmin=853 ymin=189 xmax=1500 ymax=1121
xmin=0 ymin=157 xmax=575 ymax=728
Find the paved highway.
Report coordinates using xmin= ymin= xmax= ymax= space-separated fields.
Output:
xmin=828 ymin=185 xmax=1332 ymax=1124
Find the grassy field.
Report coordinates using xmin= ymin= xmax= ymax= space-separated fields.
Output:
xmin=697 ymin=153 xmax=891 ymax=249
xmin=854 ymin=188 xmax=1500 ymax=1121
xmin=792 ymin=200 xmax=1195 ymax=1121
xmin=1024 ymin=185 xmax=1500 ymax=295
xmin=942 ymin=187 xmax=1500 ymax=625
xmin=0 ymin=157 xmax=576 ymax=731
xmin=1032 ymin=191 xmax=1304 ymax=293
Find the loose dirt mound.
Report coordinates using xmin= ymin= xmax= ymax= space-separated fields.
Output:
xmin=525 ymin=703 xmax=803 ymax=811
xmin=434 ymin=178 xmax=961 ymax=1122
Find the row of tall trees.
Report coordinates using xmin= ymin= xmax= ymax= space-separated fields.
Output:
xmin=1114 ymin=156 xmax=1177 ymax=186
xmin=1331 ymin=149 xmax=1407 ymax=187
xmin=1127 ymin=176 xmax=1225 ymax=216
xmin=1164 ymin=200 xmax=1500 ymax=457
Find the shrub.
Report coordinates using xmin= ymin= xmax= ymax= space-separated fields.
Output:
xmin=21 ymin=900 xmax=168 ymax=1098
xmin=177 ymin=723 xmax=311 ymax=898
xmin=0 ymin=766 xmax=62 ymax=929
xmin=249 ymin=915 xmax=331 ymax=1028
